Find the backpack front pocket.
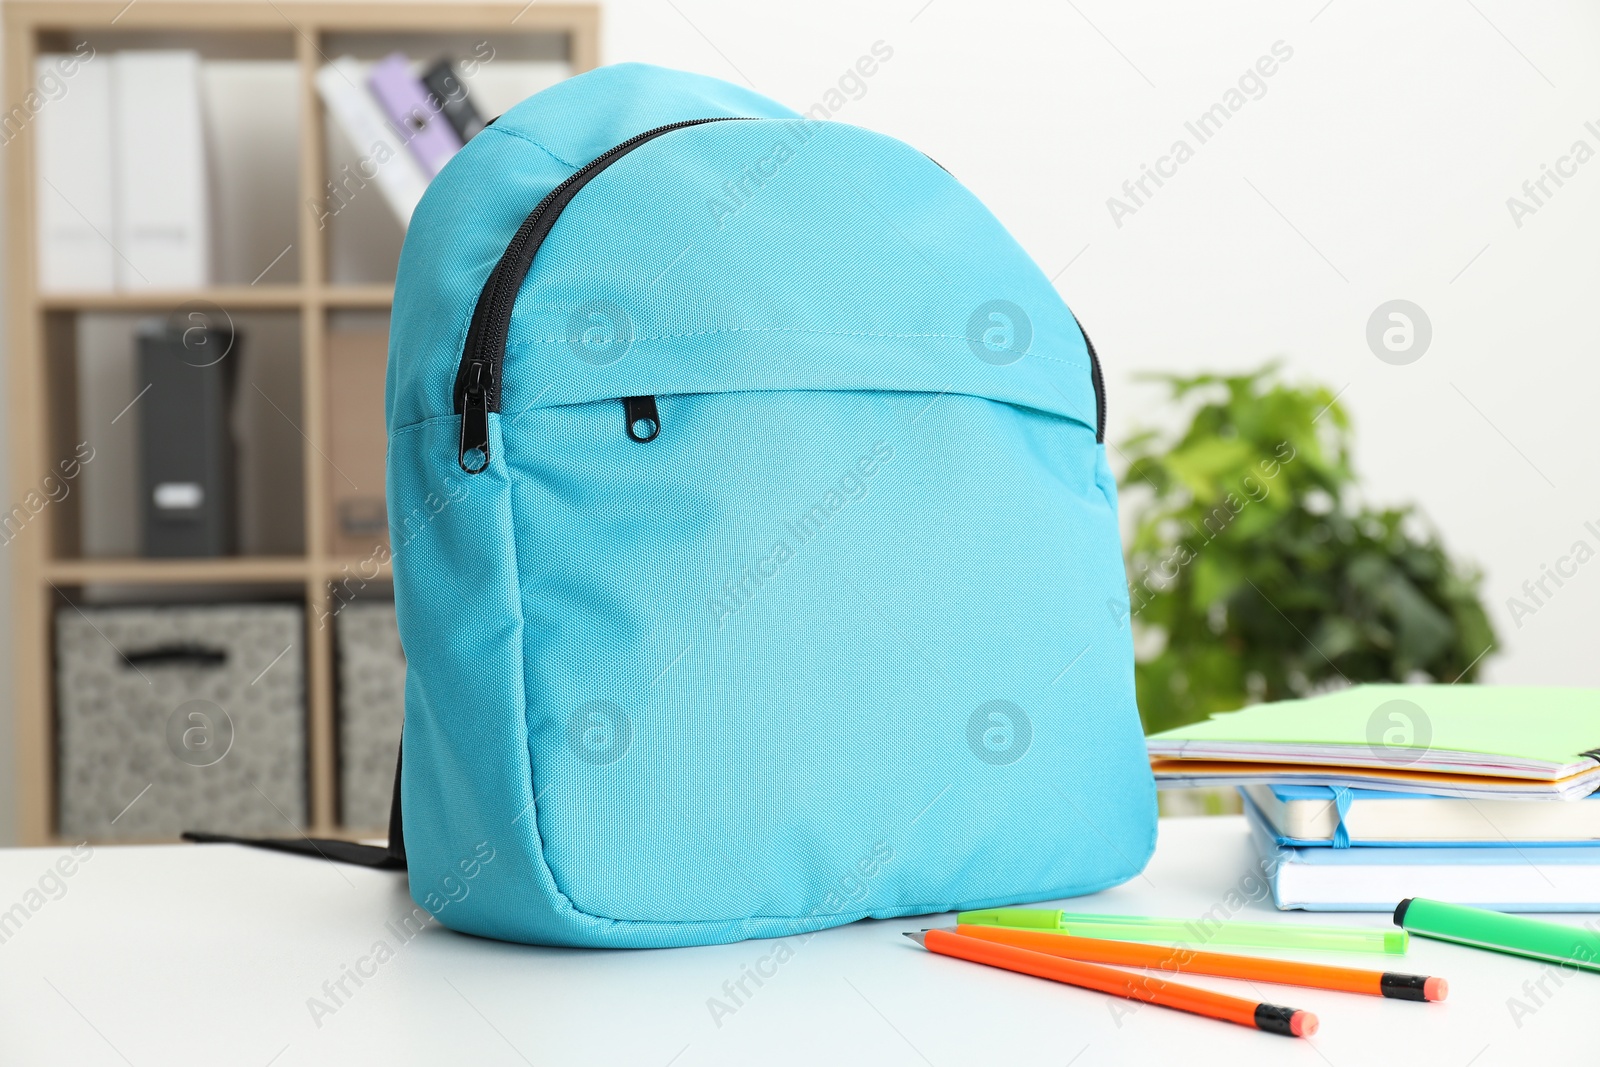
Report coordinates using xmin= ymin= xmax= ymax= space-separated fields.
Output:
xmin=507 ymin=386 xmax=1154 ymax=923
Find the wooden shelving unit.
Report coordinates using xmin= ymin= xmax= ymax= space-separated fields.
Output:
xmin=3 ymin=1 xmax=599 ymax=845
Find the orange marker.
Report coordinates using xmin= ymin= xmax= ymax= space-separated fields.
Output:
xmin=954 ymin=924 xmax=1447 ymax=1002
xmin=906 ymin=929 xmax=1318 ymax=1038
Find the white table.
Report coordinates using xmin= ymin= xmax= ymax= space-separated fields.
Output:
xmin=0 ymin=816 xmax=1591 ymax=1066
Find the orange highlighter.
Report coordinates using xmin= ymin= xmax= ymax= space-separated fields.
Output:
xmin=906 ymin=929 xmax=1319 ymax=1038
xmin=955 ymin=924 xmax=1448 ymax=1001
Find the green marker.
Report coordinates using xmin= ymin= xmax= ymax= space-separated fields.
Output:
xmin=956 ymin=909 xmax=1408 ymax=954
xmin=1395 ymin=898 xmax=1600 ymax=972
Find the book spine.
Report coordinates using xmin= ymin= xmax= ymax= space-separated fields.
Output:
xmin=315 ymin=59 xmax=430 ymax=228
xmin=366 ymin=53 xmax=461 ymax=177
xmin=421 ymin=59 xmax=486 ymax=143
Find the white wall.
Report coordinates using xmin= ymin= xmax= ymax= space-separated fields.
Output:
xmin=601 ymin=0 xmax=1600 ymax=683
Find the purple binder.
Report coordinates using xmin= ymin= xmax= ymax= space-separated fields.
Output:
xmin=366 ymin=53 xmax=462 ymax=178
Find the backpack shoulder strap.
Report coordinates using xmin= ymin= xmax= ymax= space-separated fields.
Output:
xmin=182 ymin=741 xmax=407 ymax=870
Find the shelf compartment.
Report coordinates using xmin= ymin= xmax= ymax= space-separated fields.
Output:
xmin=65 ymin=308 xmax=306 ymax=560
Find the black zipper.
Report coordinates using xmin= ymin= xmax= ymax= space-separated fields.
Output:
xmin=1085 ymin=333 xmax=1106 ymax=445
xmin=454 ymin=116 xmax=748 ymax=473
xmin=1068 ymin=314 xmax=1106 ymax=444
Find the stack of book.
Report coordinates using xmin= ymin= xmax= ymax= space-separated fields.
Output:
xmin=315 ymin=53 xmax=489 ymax=229
xmin=1147 ymin=685 xmax=1600 ymax=911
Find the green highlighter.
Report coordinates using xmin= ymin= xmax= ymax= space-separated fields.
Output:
xmin=956 ymin=909 xmax=1409 ymax=954
xmin=1395 ymin=898 xmax=1600 ymax=972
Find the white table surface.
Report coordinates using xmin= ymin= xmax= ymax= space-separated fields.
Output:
xmin=0 ymin=816 xmax=1591 ymax=1066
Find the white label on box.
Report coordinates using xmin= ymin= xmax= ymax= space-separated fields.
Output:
xmin=153 ymin=482 xmax=204 ymax=510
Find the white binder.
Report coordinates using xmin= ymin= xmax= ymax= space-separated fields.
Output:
xmin=112 ymin=51 xmax=210 ymax=288
xmin=35 ymin=52 xmax=115 ymax=292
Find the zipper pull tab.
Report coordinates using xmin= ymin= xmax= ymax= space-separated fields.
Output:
xmin=623 ymin=395 xmax=660 ymax=442
xmin=458 ymin=361 xmax=491 ymax=473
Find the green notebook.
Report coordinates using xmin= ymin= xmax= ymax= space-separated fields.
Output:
xmin=1148 ymin=685 xmax=1600 ymax=799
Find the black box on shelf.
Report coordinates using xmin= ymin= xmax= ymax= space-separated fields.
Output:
xmin=137 ymin=318 xmax=240 ymax=557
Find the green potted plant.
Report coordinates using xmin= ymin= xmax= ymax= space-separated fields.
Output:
xmin=1119 ymin=363 xmax=1498 ymax=737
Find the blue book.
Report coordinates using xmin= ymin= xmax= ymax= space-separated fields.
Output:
xmin=1245 ymin=792 xmax=1600 ymax=912
xmin=1244 ymin=783 xmax=1600 ymax=847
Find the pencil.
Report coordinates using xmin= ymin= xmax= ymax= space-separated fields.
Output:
xmin=906 ymin=929 xmax=1318 ymax=1038
xmin=954 ymin=924 xmax=1447 ymax=1001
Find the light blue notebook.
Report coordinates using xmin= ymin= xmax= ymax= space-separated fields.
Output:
xmin=1243 ymin=783 xmax=1600 ymax=848
xmin=1244 ymin=793 xmax=1600 ymax=912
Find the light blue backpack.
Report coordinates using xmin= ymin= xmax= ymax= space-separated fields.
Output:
xmin=200 ymin=63 xmax=1156 ymax=948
